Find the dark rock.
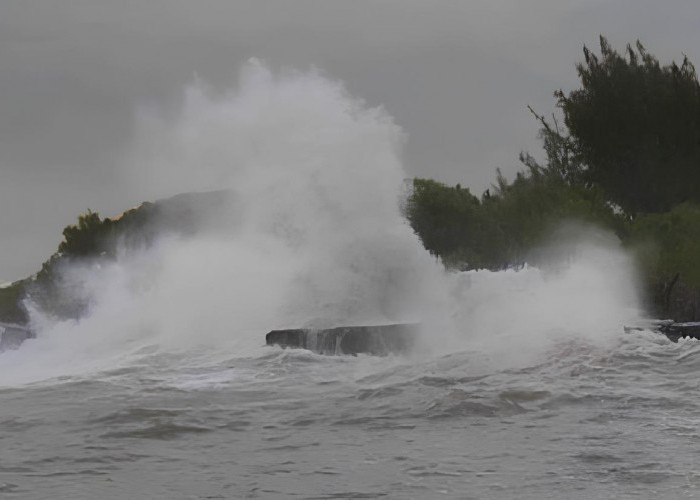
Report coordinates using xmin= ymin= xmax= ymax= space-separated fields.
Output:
xmin=625 ymin=319 xmax=700 ymax=342
xmin=266 ymin=323 xmax=420 ymax=356
xmin=659 ymin=321 xmax=700 ymax=342
xmin=0 ymin=324 xmax=34 ymax=352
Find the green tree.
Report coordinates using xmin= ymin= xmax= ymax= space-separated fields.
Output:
xmin=626 ymin=203 xmax=700 ymax=316
xmin=405 ymin=179 xmax=486 ymax=268
xmin=405 ymin=171 xmax=625 ymax=271
xmin=558 ymin=36 xmax=700 ymax=215
xmin=57 ymin=210 xmax=112 ymax=258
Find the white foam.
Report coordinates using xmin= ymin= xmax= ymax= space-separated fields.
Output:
xmin=0 ymin=61 xmax=443 ymax=384
xmin=0 ymin=62 xmax=644 ymax=385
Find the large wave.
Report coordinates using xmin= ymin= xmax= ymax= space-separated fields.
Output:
xmin=0 ymin=61 xmax=643 ymax=384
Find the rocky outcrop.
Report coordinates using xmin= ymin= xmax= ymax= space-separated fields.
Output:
xmin=658 ymin=321 xmax=700 ymax=342
xmin=625 ymin=319 xmax=700 ymax=342
xmin=0 ymin=323 xmax=34 ymax=352
xmin=266 ymin=323 xmax=420 ymax=356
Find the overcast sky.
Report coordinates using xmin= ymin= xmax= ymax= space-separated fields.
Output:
xmin=2 ymin=0 xmax=699 ymax=281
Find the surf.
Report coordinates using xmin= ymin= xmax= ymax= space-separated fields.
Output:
xmin=0 ymin=61 xmax=644 ymax=386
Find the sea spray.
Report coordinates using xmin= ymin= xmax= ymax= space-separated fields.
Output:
xmin=0 ymin=62 xmax=645 ymax=385
xmin=429 ymin=224 xmax=644 ymax=367
xmin=0 ymin=61 xmax=445 ymax=383
xmin=123 ymin=60 xmax=445 ymax=332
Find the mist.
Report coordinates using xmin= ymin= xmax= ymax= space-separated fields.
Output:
xmin=433 ymin=224 xmax=643 ymax=367
xmin=0 ymin=62 xmax=644 ymax=385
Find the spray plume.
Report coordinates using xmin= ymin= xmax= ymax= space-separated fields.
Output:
xmin=0 ymin=61 xmax=644 ymax=384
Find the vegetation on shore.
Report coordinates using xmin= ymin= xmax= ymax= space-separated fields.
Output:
xmin=3 ymin=36 xmax=700 ymax=325
xmin=0 ymin=191 xmax=232 ymax=324
xmin=407 ymin=36 xmax=700 ymax=320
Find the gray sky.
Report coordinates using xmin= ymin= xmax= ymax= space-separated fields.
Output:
xmin=2 ymin=0 xmax=699 ymax=281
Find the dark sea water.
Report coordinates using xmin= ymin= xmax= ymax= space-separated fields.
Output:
xmin=1 ymin=328 xmax=699 ymax=500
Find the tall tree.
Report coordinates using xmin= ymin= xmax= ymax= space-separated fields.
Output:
xmin=558 ymin=36 xmax=700 ymax=215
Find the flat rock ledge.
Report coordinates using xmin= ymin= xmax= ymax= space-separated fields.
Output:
xmin=266 ymin=323 xmax=420 ymax=356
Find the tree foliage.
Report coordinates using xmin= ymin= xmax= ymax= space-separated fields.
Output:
xmin=626 ymin=203 xmax=700 ymax=318
xmin=406 ymin=169 xmax=625 ymax=271
xmin=630 ymin=203 xmax=700 ymax=286
xmin=57 ymin=210 xmax=113 ymax=258
xmin=25 ymin=191 xmax=232 ymax=321
xmin=405 ymin=180 xmax=488 ymax=268
xmin=558 ymin=36 xmax=700 ymax=215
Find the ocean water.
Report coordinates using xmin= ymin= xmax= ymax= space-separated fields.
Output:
xmin=2 ymin=318 xmax=699 ymax=499
xmin=2 ymin=61 xmax=694 ymax=499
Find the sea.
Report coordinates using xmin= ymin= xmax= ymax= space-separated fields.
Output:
xmin=2 ymin=61 xmax=696 ymax=499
